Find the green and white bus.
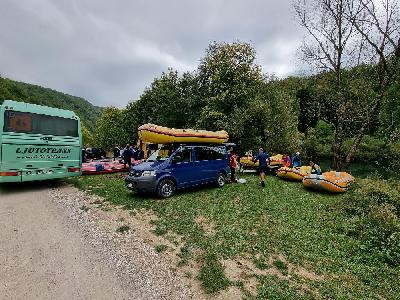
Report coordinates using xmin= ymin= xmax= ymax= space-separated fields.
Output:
xmin=0 ymin=100 xmax=82 ymax=182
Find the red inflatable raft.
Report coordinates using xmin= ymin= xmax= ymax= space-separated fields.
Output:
xmin=82 ymin=160 xmax=131 ymax=175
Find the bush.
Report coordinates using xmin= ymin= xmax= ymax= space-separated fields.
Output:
xmin=361 ymin=204 xmax=400 ymax=252
xmin=342 ymin=179 xmax=400 ymax=266
xmin=386 ymin=232 xmax=400 ymax=265
xmin=345 ymin=136 xmax=400 ymax=174
xmin=303 ymin=121 xmax=333 ymax=160
xmin=343 ymin=179 xmax=400 ymax=215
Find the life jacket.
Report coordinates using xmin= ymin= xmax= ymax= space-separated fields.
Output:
xmin=230 ymin=155 xmax=237 ymax=168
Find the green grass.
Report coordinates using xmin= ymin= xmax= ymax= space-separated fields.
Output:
xmin=252 ymin=255 xmax=269 ymax=270
xmin=199 ymin=252 xmax=231 ymax=294
xmin=67 ymin=173 xmax=400 ymax=299
xmin=273 ymin=259 xmax=288 ymax=276
xmin=116 ymin=225 xmax=130 ymax=233
xmin=155 ymin=244 xmax=168 ymax=253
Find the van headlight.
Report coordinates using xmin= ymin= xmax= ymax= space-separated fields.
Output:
xmin=142 ymin=170 xmax=156 ymax=177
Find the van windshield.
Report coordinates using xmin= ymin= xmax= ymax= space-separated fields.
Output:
xmin=146 ymin=145 xmax=176 ymax=162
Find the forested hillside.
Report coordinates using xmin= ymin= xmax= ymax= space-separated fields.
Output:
xmin=0 ymin=76 xmax=102 ymax=132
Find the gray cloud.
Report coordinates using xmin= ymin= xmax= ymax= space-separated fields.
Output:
xmin=0 ymin=0 xmax=304 ymax=107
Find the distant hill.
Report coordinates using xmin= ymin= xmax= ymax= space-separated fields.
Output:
xmin=0 ymin=76 xmax=102 ymax=132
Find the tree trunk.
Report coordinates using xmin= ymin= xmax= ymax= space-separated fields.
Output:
xmin=332 ymin=126 xmax=345 ymax=171
xmin=342 ymin=129 xmax=365 ymax=170
xmin=341 ymin=88 xmax=386 ymax=170
xmin=332 ymin=92 xmax=346 ymax=171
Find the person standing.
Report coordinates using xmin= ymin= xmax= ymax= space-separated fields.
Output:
xmin=129 ymin=144 xmax=136 ymax=164
xmin=254 ymin=147 xmax=270 ymax=188
xmin=229 ymin=149 xmax=237 ymax=183
xmin=113 ymin=145 xmax=120 ymax=161
xmin=123 ymin=144 xmax=133 ymax=169
xmin=282 ymin=153 xmax=291 ymax=167
xmin=292 ymin=152 xmax=301 ymax=168
xmin=82 ymin=147 xmax=87 ymax=163
xmin=132 ymin=146 xmax=139 ymax=161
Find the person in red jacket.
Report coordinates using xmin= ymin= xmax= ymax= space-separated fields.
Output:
xmin=229 ymin=149 xmax=237 ymax=183
xmin=282 ymin=153 xmax=292 ymax=167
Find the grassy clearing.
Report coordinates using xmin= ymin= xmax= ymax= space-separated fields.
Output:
xmin=67 ymin=172 xmax=400 ymax=299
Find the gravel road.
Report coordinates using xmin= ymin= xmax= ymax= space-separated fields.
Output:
xmin=0 ymin=181 xmax=198 ymax=300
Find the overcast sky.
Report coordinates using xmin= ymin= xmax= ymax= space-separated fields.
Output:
xmin=0 ymin=0 xmax=304 ymax=107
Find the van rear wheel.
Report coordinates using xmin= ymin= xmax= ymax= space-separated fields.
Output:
xmin=157 ymin=179 xmax=175 ymax=198
xmin=216 ymin=172 xmax=226 ymax=188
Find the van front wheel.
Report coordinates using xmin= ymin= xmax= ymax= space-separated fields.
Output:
xmin=157 ymin=179 xmax=175 ymax=198
xmin=216 ymin=172 xmax=226 ymax=188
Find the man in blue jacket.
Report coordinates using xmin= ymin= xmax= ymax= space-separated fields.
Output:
xmin=254 ymin=147 xmax=270 ymax=188
xmin=123 ymin=144 xmax=133 ymax=169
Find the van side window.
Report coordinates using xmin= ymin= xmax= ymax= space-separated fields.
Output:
xmin=212 ymin=147 xmax=225 ymax=160
xmin=196 ymin=147 xmax=224 ymax=161
xmin=175 ymin=148 xmax=191 ymax=162
xmin=195 ymin=147 xmax=209 ymax=161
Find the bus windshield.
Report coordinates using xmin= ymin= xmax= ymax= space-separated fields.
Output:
xmin=3 ymin=110 xmax=78 ymax=137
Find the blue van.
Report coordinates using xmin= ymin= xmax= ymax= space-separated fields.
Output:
xmin=125 ymin=144 xmax=231 ymax=198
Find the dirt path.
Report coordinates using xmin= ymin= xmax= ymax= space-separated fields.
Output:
xmin=0 ymin=182 xmax=195 ymax=300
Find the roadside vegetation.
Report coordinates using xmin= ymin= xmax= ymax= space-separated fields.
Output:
xmin=68 ymin=168 xmax=400 ymax=299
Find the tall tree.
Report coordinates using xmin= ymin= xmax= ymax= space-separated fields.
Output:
xmin=95 ymin=107 xmax=129 ymax=150
xmin=343 ymin=0 xmax=400 ymax=166
xmin=196 ymin=41 xmax=263 ymax=139
xmin=231 ymin=82 xmax=300 ymax=154
xmin=127 ymin=69 xmax=194 ymax=129
xmin=297 ymin=86 xmax=319 ymax=136
xmin=294 ymin=0 xmax=398 ymax=169
xmin=81 ymin=123 xmax=95 ymax=148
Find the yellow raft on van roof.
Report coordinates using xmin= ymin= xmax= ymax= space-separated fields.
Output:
xmin=138 ymin=124 xmax=229 ymax=144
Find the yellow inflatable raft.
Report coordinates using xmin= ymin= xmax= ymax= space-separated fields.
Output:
xmin=239 ymin=156 xmax=258 ymax=168
xmin=138 ymin=124 xmax=229 ymax=144
xmin=239 ymin=154 xmax=284 ymax=169
xmin=270 ymin=154 xmax=284 ymax=166
xmin=302 ymin=171 xmax=354 ymax=193
xmin=277 ymin=166 xmax=312 ymax=181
